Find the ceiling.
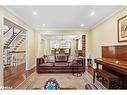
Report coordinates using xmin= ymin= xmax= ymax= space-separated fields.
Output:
xmin=5 ymin=6 xmax=122 ymax=30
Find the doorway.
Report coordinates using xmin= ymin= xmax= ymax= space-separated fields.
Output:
xmin=3 ymin=18 xmax=27 ymax=89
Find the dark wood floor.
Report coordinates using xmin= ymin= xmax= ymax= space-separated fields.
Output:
xmin=4 ymin=63 xmax=35 ymax=89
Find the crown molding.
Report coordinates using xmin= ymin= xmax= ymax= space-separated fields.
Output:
xmin=88 ymin=6 xmax=126 ymax=31
xmin=35 ymin=28 xmax=88 ymax=31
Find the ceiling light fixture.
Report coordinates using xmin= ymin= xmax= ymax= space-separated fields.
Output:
xmin=33 ymin=11 xmax=38 ymax=15
xmin=90 ymin=12 xmax=95 ymax=16
xmin=42 ymin=24 xmax=46 ymax=27
xmin=80 ymin=24 xmax=84 ymax=27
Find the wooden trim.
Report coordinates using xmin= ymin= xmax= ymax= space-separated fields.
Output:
xmin=82 ymin=35 xmax=86 ymax=57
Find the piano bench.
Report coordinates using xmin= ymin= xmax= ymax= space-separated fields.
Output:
xmin=93 ymin=69 xmax=122 ymax=89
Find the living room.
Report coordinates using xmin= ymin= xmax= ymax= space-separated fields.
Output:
xmin=0 ymin=1 xmax=127 ymax=95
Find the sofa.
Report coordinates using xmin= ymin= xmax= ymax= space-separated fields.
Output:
xmin=36 ymin=56 xmax=85 ymax=73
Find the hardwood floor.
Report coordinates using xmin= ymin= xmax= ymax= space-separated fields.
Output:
xmin=4 ymin=63 xmax=35 ymax=89
xmin=4 ymin=64 xmax=92 ymax=89
xmin=86 ymin=66 xmax=93 ymax=76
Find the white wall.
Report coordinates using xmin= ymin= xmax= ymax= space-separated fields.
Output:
xmin=87 ymin=7 xmax=127 ymax=58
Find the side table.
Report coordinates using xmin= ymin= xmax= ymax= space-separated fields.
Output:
xmin=72 ymin=58 xmax=82 ymax=77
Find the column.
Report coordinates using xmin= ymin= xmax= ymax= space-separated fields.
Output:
xmin=82 ymin=35 xmax=86 ymax=57
xmin=75 ymin=39 xmax=78 ymax=56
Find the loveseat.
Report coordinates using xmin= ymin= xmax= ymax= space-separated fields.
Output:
xmin=36 ymin=56 xmax=85 ymax=73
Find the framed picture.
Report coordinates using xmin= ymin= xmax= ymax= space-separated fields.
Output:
xmin=118 ymin=15 xmax=127 ymax=42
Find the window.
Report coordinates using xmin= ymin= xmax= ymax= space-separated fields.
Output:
xmin=51 ymin=40 xmax=71 ymax=49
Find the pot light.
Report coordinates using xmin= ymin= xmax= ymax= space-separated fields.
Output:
xmin=33 ymin=11 xmax=38 ymax=15
xmin=80 ymin=24 xmax=84 ymax=27
xmin=42 ymin=24 xmax=46 ymax=27
xmin=90 ymin=12 xmax=95 ymax=16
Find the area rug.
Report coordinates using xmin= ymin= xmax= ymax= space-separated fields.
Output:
xmin=27 ymin=73 xmax=86 ymax=89
xmin=83 ymin=72 xmax=106 ymax=89
xmin=26 ymin=72 xmax=106 ymax=90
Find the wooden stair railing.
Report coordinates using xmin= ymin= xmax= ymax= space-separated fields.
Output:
xmin=4 ymin=27 xmax=12 ymax=35
xmin=5 ymin=30 xmax=22 ymax=47
xmin=7 ymin=51 xmax=26 ymax=67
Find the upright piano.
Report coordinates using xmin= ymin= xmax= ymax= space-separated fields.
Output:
xmin=94 ymin=45 xmax=127 ymax=89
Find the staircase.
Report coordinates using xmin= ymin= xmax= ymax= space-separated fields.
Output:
xmin=3 ymin=24 xmax=26 ymax=67
xmin=4 ymin=26 xmax=24 ymax=48
xmin=9 ymin=35 xmax=26 ymax=51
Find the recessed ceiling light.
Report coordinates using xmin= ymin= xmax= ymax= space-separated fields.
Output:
xmin=90 ymin=12 xmax=95 ymax=16
xmin=42 ymin=24 xmax=46 ymax=27
xmin=32 ymin=11 xmax=38 ymax=15
xmin=80 ymin=24 xmax=84 ymax=27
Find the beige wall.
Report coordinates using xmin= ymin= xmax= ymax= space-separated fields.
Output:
xmin=0 ymin=10 xmax=4 ymax=86
xmin=0 ymin=6 xmax=36 ymax=86
xmin=87 ymin=7 xmax=127 ymax=58
xmin=0 ymin=5 xmax=35 ymax=79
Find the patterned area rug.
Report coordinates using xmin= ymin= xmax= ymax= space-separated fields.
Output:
xmin=24 ymin=72 xmax=106 ymax=90
xmin=83 ymin=72 xmax=106 ymax=89
xmin=27 ymin=73 xmax=85 ymax=89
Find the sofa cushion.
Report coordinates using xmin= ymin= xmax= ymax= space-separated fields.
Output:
xmin=48 ymin=56 xmax=55 ymax=63
xmin=54 ymin=63 xmax=68 ymax=66
xmin=68 ymin=62 xmax=73 ymax=66
xmin=40 ymin=63 xmax=53 ymax=66
xmin=68 ymin=55 xmax=74 ymax=62
xmin=69 ymin=63 xmax=82 ymax=66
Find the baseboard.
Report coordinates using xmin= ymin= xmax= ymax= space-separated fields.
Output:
xmin=29 ymin=64 xmax=36 ymax=70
